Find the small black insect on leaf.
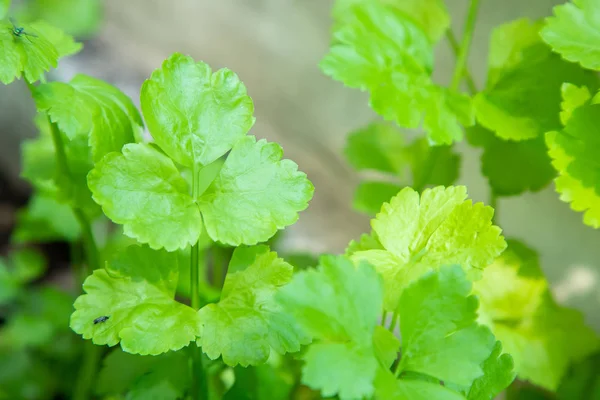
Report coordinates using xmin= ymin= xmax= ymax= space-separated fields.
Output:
xmin=93 ymin=316 xmax=109 ymax=324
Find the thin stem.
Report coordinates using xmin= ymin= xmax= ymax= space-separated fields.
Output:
xmin=49 ymin=117 xmax=103 ymax=400
xmin=190 ymin=163 xmax=208 ymax=400
xmin=381 ymin=310 xmax=388 ymax=326
xmin=490 ymin=191 xmax=499 ymax=224
xmin=446 ymin=30 xmax=477 ymax=94
xmin=72 ymin=342 xmax=102 ymax=400
xmin=450 ymin=0 xmax=481 ymax=92
xmin=387 ymin=311 xmax=398 ymax=333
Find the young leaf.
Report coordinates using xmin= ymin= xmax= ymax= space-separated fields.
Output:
xmin=198 ymin=136 xmax=313 ymax=246
xmin=545 ymin=84 xmax=600 ymax=227
xmin=320 ymin=2 xmax=473 ymax=145
xmin=276 ymin=256 xmax=394 ymax=400
xmin=467 ymin=125 xmax=556 ymax=197
xmin=198 ymin=246 xmax=308 ymax=366
xmin=70 ymin=245 xmax=202 ymax=355
xmin=475 ymin=18 xmax=598 ymax=141
xmin=33 ymin=74 xmax=143 ymax=162
xmin=397 ymin=266 xmax=497 ymax=387
xmin=332 ymin=0 xmax=450 ymax=43
xmin=0 ymin=19 xmax=80 ymax=84
xmin=474 ymin=240 xmax=598 ymax=390
xmin=11 ymin=193 xmax=81 ymax=243
xmin=87 ymin=143 xmax=202 ymax=251
xmin=140 ymin=52 xmax=255 ymax=168
xmin=541 ymin=0 xmax=600 ymax=71
xmin=350 ymin=186 xmax=506 ymax=311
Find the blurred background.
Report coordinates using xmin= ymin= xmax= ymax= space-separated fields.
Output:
xmin=1 ymin=0 xmax=599 ymax=331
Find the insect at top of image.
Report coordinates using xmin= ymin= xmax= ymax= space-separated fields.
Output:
xmin=8 ymin=17 xmax=37 ymax=39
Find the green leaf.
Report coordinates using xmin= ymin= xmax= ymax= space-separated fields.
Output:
xmin=350 ymin=186 xmax=506 ymax=311
xmin=0 ymin=19 xmax=80 ymax=84
xmin=467 ymin=342 xmax=516 ymax=400
xmin=198 ymin=136 xmax=313 ymax=246
xmin=21 ymin=114 xmax=99 ymax=217
xmin=467 ymin=125 xmax=555 ymax=196
xmin=11 ymin=193 xmax=81 ymax=243
xmin=96 ymin=349 xmax=155 ymax=396
xmin=332 ymin=0 xmax=449 ymax=43
xmin=277 ymin=256 xmax=391 ymax=400
xmin=33 ymin=74 xmax=143 ymax=162
xmin=475 ymin=18 xmax=598 ymax=141
xmin=224 ymin=362 xmax=295 ymax=400
xmin=546 ymin=84 xmax=600 ymax=228
xmin=541 ymin=0 xmax=600 ymax=71
xmin=474 ymin=241 xmax=598 ymax=390
xmin=87 ymin=143 xmax=202 ymax=251
xmin=353 ymin=181 xmax=403 ymax=215
xmin=70 ymin=245 xmax=202 ymax=355
xmin=0 ymin=249 xmax=46 ymax=304
xmin=557 ymin=353 xmax=600 ymax=400
xmin=198 ymin=246 xmax=308 ymax=366
xmin=140 ymin=52 xmax=255 ymax=168
xmin=321 ymin=2 xmax=472 ymax=145
xmin=0 ymin=0 xmax=10 ymax=19
xmin=397 ymin=266 xmax=496 ymax=387
xmin=344 ymin=122 xmax=406 ymax=174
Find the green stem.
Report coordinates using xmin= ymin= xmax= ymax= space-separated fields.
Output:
xmin=490 ymin=191 xmax=499 ymax=224
xmin=449 ymin=0 xmax=481 ymax=92
xmin=49 ymin=117 xmax=103 ymax=400
xmin=381 ymin=310 xmax=388 ymax=326
xmin=190 ymin=163 xmax=208 ymax=400
xmin=388 ymin=311 xmax=398 ymax=333
xmin=72 ymin=342 xmax=102 ymax=400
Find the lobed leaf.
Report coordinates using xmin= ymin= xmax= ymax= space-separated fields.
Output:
xmin=321 ymin=2 xmax=472 ymax=145
xmin=141 ymin=52 xmax=255 ymax=168
xmin=87 ymin=143 xmax=202 ymax=252
xmin=475 ymin=18 xmax=598 ymax=141
xmin=350 ymin=186 xmax=506 ymax=311
xmin=276 ymin=255 xmax=393 ymax=400
xmin=198 ymin=246 xmax=309 ymax=366
xmin=0 ymin=19 xmax=80 ymax=84
xmin=198 ymin=136 xmax=313 ymax=246
xmin=70 ymin=245 xmax=202 ymax=355
xmin=33 ymin=74 xmax=143 ymax=162
xmin=474 ymin=240 xmax=598 ymax=390
xmin=541 ymin=0 xmax=600 ymax=71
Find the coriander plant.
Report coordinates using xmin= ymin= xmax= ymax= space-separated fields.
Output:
xmin=0 ymin=0 xmax=599 ymax=399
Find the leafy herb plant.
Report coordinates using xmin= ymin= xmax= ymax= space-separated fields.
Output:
xmin=0 ymin=0 xmax=599 ymax=399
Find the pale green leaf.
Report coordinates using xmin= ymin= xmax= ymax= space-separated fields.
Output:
xmin=475 ymin=18 xmax=598 ymax=141
xmin=474 ymin=241 xmax=598 ymax=390
xmin=140 ymin=52 xmax=255 ymax=167
xmin=33 ymin=74 xmax=143 ymax=161
xmin=398 ymin=266 xmax=496 ymax=386
xmin=320 ymin=2 xmax=472 ymax=145
xmin=351 ymin=186 xmax=506 ymax=310
xmin=541 ymin=0 xmax=600 ymax=71
xmin=70 ymin=245 xmax=202 ymax=355
xmin=276 ymin=256 xmax=386 ymax=400
xmin=559 ymin=83 xmax=592 ymax=125
xmin=198 ymin=136 xmax=313 ymax=246
xmin=87 ymin=143 xmax=202 ymax=252
xmin=332 ymin=0 xmax=450 ymax=42
xmin=466 ymin=125 xmax=555 ymax=196
xmin=0 ymin=19 xmax=80 ymax=84
xmin=198 ymin=246 xmax=308 ymax=366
